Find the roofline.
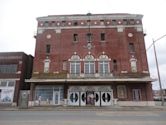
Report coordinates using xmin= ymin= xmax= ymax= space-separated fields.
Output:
xmin=37 ymin=13 xmax=143 ymax=22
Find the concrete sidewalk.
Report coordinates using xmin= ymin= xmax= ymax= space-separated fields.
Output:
xmin=1 ymin=105 xmax=166 ymax=111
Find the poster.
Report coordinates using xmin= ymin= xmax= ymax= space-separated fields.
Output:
xmin=0 ymin=89 xmax=14 ymax=103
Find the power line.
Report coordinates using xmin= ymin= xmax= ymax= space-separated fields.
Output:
xmin=146 ymin=34 xmax=166 ymax=51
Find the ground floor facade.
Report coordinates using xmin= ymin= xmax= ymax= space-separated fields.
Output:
xmin=0 ymin=79 xmax=19 ymax=106
xmin=28 ymin=80 xmax=155 ymax=106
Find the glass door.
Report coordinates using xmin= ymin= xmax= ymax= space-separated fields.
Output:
xmin=53 ymin=91 xmax=60 ymax=105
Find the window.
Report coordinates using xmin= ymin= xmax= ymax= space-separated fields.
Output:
xmin=69 ymin=55 xmax=80 ymax=75
xmin=112 ymin=20 xmax=116 ymax=25
xmin=98 ymin=55 xmax=110 ymax=75
xmin=51 ymin=21 xmax=55 ymax=26
xmin=73 ymin=21 xmax=78 ymax=26
xmin=86 ymin=33 xmax=92 ymax=42
xmin=62 ymin=61 xmax=67 ymax=71
xmin=8 ymin=81 xmax=15 ymax=87
xmin=101 ymin=33 xmax=105 ymax=41
xmin=130 ymin=56 xmax=137 ymax=72
xmin=123 ymin=19 xmax=128 ymax=25
xmin=73 ymin=34 xmax=78 ymax=42
xmin=117 ymin=85 xmax=127 ymax=98
xmin=44 ymin=21 xmax=49 ymax=27
xmin=132 ymin=89 xmax=141 ymax=101
xmin=100 ymin=20 xmax=104 ymax=25
xmin=113 ymin=60 xmax=117 ymax=71
xmin=0 ymin=64 xmax=17 ymax=73
xmin=46 ymin=44 xmax=51 ymax=54
xmin=62 ymin=21 xmax=66 ymax=26
xmin=129 ymin=43 xmax=135 ymax=52
xmin=0 ymin=81 xmax=7 ymax=87
xmin=44 ymin=59 xmax=50 ymax=73
xmin=129 ymin=19 xmax=135 ymax=25
xmin=84 ymin=55 xmax=95 ymax=75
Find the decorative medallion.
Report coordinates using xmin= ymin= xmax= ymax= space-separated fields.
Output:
xmin=128 ymin=33 xmax=133 ymax=37
xmin=46 ymin=34 xmax=51 ymax=39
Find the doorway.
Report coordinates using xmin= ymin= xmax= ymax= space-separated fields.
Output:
xmin=86 ymin=91 xmax=95 ymax=105
xmin=53 ymin=91 xmax=60 ymax=105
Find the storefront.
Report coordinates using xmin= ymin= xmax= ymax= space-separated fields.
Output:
xmin=68 ymin=86 xmax=113 ymax=106
xmin=34 ymin=85 xmax=64 ymax=106
xmin=0 ymin=80 xmax=15 ymax=104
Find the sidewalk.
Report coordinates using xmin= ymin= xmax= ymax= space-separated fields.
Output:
xmin=1 ymin=105 xmax=166 ymax=111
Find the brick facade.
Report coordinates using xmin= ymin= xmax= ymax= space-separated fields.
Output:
xmin=27 ymin=13 xmax=154 ymax=106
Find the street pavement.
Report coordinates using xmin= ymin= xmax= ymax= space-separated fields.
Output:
xmin=0 ymin=110 xmax=166 ymax=125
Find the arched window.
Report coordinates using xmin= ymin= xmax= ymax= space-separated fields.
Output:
xmin=44 ymin=58 xmax=50 ymax=73
xmin=69 ymin=54 xmax=80 ymax=74
xmin=130 ymin=56 xmax=137 ymax=72
xmin=84 ymin=55 xmax=95 ymax=75
xmin=98 ymin=55 xmax=110 ymax=75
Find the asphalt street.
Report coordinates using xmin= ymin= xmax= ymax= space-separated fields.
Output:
xmin=0 ymin=110 xmax=166 ymax=125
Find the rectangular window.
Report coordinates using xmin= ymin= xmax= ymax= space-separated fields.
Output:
xmin=0 ymin=64 xmax=17 ymax=73
xmin=73 ymin=34 xmax=78 ymax=42
xmin=129 ymin=43 xmax=135 ymax=52
xmin=123 ymin=19 xmax=128 ymax=25
xmin=101 ymin=33 xmax=105 ymax=41
xmin=84 ymin=62 xmax=95 ymax=74
xmin=62 ymin=61 xmax=67 ymax=71
xmin=113 ymin=60 xmax=117 ymax=71
xmin=117 ymin=85 xmax=127 ymax=99
xmin=100 ymin=20 xmax=104 ymax=25
xmin=0 ymin=81 xmax=7 ymax=87
xmin=44 ymin=21 xmax=49 ymax=27
xmin=46 ymin=44 xmax=51 ymax=53
xmin=44 ymin=60 xmax=50 ymax=73
xmin=86 ymin=33 xmax=92 ymax=42
xmin=132 ymin=89 xmax=141 ymax=101
xmin=99 ymin=61 xmax=109 ymax=74
xmin=129 ymin=19 xmax=135 ymax=25
xmin=70 ymin=62 xmax=80 ymax=74
xmin=112 ymin=20 xmax=116 ymax=25
xmin=8 ymin=81 xmax=15 ymax=87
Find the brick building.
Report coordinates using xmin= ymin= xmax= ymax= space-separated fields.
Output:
xmin=0 ymin=52 xmax=33 ymax=106
xmin=26 ymin=13 xmax=155 ymax=106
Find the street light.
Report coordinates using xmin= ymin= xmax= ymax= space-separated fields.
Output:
xmin=147 ymin=34 xmax=166 ymax=106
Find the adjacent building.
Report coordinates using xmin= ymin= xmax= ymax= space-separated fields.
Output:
xmin=0 ymin=52 xmax=33 ymax=106
xmin=26 ymin=13 xmax=155 ymax=106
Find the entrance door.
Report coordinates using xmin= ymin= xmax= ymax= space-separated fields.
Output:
xmin=132 ymin=89 xmax=141 ymax=101
xmin=101 ymin=92 xmax=112 ymax=106
xmin=80 ymin=92 xmax=86 ymax=106
xmin=94 ymin=92 xmax=100 ymax=106
xmin=53 ymin=91 xmax=60 ymax=105
xmin=68 ymin=92 xmax=79 ymax=106
xmin=86 ymin=91 xmax=95 ymax=106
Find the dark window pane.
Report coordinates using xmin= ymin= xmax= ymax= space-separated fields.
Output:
xmin=46 ymin=44 xmax=51 ymax=53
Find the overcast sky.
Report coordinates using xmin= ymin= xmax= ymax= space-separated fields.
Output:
xmin=0 ymin=0 xmax=166 ymax=90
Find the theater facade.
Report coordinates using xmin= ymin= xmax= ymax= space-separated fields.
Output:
xmin=26 ymin=13 xmax=155 ymax=106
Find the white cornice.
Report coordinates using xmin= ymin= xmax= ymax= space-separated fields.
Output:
xmin=25 ymin=77 xmax=155 ymax=83
xmin=37 ymin=25 xmax=143 ymax=30
xmin=37 ymin=14 xmax=143 ymax=21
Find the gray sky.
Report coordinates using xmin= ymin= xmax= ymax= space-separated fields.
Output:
xmin=0 ymin=0 xmax=166 ymax=90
